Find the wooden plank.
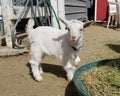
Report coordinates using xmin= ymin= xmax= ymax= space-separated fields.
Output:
xmin=65 ymin=0 xmax=87 ymax=20
xmin=65 ymin=11 xmax=86 ymax=15
xmin=65 ymin=0 xmax=86 ymax=3
xmin=65 ymin=1 xmax=86 ymax=7
xmin=65 ymin=6 xmax=86 ymax=14
xmin=66 ymin=13 xmax=87 ymax=20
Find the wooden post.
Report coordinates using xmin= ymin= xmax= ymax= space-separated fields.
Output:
xmin=50 ymin=0 xmax=65 ymax=30
xmin=50 ymin=0 xmax=58 ymax=28
xmin=57 ymin=0 xmax=65 ymax=30
xmin=1 ymin=0 xmax=14 ymax=48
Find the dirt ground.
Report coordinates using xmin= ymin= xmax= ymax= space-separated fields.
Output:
xmin=0 ymin=24 xmax=120 ymax=96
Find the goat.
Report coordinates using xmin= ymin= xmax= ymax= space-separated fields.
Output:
xmin=26 ymin=18 xmax=91 ymax=81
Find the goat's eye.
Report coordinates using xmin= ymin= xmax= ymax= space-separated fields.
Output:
xmin=67 ymin=28 xmax=70 ymax=31
xmin=80 ymin=29 xmax=83 ymax=31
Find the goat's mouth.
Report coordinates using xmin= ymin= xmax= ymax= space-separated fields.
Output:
xmin=71 ymin=39 xmax=77 ymax=44
xmin=71 ymin=37 xmax=80 ymax=44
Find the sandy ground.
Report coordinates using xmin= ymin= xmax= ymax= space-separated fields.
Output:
xmin=0 ymin=24 xmax=120 ymax=96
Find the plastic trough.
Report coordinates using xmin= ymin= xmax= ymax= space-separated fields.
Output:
xmin=73 ymin=59 xmax=118 ymax=96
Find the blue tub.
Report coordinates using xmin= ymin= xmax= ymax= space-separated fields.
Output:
xmin=73 ymin=59 xmax=119 ymax=96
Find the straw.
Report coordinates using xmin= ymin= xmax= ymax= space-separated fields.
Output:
xmin=80 ymin=60 xmax=120 ymax=96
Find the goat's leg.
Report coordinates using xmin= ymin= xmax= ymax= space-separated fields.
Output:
xmin=62 ymin=56 xmax=76 ymax=81
xmin=74 ymin=55 xmax=80 ymax=66
xmin=70 ymin=52 xmax=80 ymax=67
xmin=64 ymin=54 xmax=80 ymax=81
xmin=39 ymin=65 xmax=43 ymax=74
xmin=64 ymin=61 xmax=76 ymax=81
xmin=29 ymin=60 xmax=43 ymax=81
xmin=29 ymin=48 xmax=43 ymax=81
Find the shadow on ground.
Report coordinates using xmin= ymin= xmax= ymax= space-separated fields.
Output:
xmin=65 ymin=81 xmax=79 ymax=96
xmin=42 ymin=63 xmax=80 ymax=96
xmin=27 ymin=63 xmax=66 ymax=79
xmin=27 ymin=63 xmax=79 ymax=96
xmin=93 ymin=22 xmax=119 ymax=30
xmin=42 ymin=64 xmax=80 ymax=96
xmin=106 ymin=44 xmax=120 ymax=53
xmin=42 ymin=63 xmax=66 ymax=78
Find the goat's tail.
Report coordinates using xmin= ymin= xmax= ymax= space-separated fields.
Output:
xmin=26 ymin=18 xmax=34 ymax=33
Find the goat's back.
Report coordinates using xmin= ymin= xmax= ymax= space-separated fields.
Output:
xmin=28 ymin=26 xmax=67 ymax=42
xmin=28 ymin=26 xmax=71 ymax=57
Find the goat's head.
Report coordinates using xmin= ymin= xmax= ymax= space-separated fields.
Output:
xmin=59 ymin=18 xmax=92 ymax=44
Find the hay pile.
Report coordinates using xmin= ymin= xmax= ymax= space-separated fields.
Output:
xmin=80 ymin=60 xmax=120 ymax=96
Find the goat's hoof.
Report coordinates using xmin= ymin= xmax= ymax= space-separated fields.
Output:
xmin=74 ymin=57 xmax=80 ymax=66
xmin=40 ymin=71 xmax=44 ymax=74
xmin=40 ymin=68 xmax=44 ymax=74
xmin=67 ymin=77 xmax=73 ymax=81
xmin=67 ymin=74 xmax=73 ymax=81
xmin=34 ymin=76 xmax=43 ymax=82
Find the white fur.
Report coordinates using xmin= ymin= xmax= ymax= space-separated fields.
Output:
xmin=27 ymin=18 xmax=84 ymax=81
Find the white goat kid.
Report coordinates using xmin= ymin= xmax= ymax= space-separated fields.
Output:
xmin=27 ymin=18 xmax=90 ymax=81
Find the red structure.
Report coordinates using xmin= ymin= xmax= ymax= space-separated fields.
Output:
xmin=95 ymin=0 xmax=109 ymax=22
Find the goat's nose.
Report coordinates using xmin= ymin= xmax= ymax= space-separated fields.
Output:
xmin=71 ymin=36 xmax=76 ymax=40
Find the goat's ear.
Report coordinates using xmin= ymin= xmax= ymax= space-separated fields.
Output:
xmin=83 ymin=20 xmax=93 ymax=28
xmin=59 ymin=17 xmax=68 ymax=26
